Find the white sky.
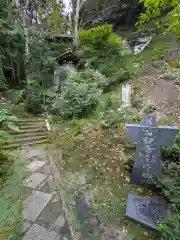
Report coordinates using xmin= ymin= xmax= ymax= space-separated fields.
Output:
xmin=58 ymin=0 xmax=72 ymax=14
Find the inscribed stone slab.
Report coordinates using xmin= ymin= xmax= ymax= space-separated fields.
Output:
xmin=126 ymin=193 xmax=171 ymax=230
xmin=23 ymin=191 xmax=52 ymax=222
xmin=126 ymin=115 xmax=178 ymax=189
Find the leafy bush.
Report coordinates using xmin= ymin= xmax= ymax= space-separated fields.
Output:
xmin=162 ymin=130 xmax=180 ymax=162
xmin=78 ymin=25 xmax=133 ymax=83
xmin=0 ymin=71 xmax=7 ymax=91
xmin=155 ymin=162 xmax=180 ymax=240
xmin=0 ymin=108 xmax=18 ymax=131
xmin=0 ymin=108 xmax=19 ymax=182
xmin=79 ymin=24 xmax=112 ymax=48
xmin=21 ymin=79 xmax=44 ymax=114
xmin=0 ymin=154 xmax=26 ymax=240
xmin=0 ymin=107 xmax=24 ymax=240
xmin=96 ymin=92 xmax=140 ymax=129
xmin=28 ymin=28 xmax=56 ymax=80
xmin=51 ymin=70 xmax=103 ymax=119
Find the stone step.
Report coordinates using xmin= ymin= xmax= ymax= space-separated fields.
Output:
xmin=18 ymin=122 xmax=46 ymax=127
xmin=10 ymin=132 xmax=48 ymax=140
xmin=18 ymin=118 xmax=45 ymax=124
xmin=18 ymin=124 xmax=47 ymax=130
xmin=10 ymin=128 xmax=47 ymax=135
xmin=7 ymin=135 xmax=48 ymax=145
xmin=4 ymin=138 xmax=50 ymax=149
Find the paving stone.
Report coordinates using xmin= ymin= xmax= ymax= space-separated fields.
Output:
xmin=23 ymin=148 xmax=45 ymax=159
xmin=50 ymin=214 xmax=66 ymax=234
xmin=27 ymin=161 xmax=46 ymax=172
xmin=51 ymin=192 xmax=60 ymax=203
xmin=38 ymin=163 xmax=52 ymax=175
xmin=35 ymin=198 xmax=63 ymax=228
xmin=24 ymin=173 xmax=47 ymax=189
xmin=22 ymin=223 xmax=60 ymax=240
xmin=23 ymin=191 xmax=52 ymax=222
xmin=61 ymin=222 xmax=72 ymax=240
xmin=63 ymin=237 xmax=69 ymax=240
xmin=38 ymin=175 xmax=57 ymax=193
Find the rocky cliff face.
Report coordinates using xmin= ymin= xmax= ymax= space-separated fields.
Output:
xmin=79 ymin=0 xmax=144 ymax=29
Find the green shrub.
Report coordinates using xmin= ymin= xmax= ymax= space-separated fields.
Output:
xmin=79 ymin=24 xmax=112 ymax=48
xmin=96 ymin=92 xmax=140 ymax=129
xmin=0 ymin=110 xmax=24 ymax=239
xmin=51 ymin=70 xmax=103 ymax=119
xmin=78 ymin=25 xmax=133 ymax=82
xmin=0 ymin=108 xmax=19 ymax=180
xmin=0 ymin=154 xmax=26 ymax=240
xmin=162 ymin=130 xmax=180 ymax=161
xmin=154 ymin=162 xmax=180 ymax=240
xmin=0 ymin=71 xmax=7 ymax=91
xmin=22 ymin=80 xmax=44 ymax=114
xmin=0 ymin=109 xmax=18 ymax=131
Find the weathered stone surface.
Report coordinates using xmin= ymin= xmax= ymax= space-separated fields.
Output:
xmin=22 ymin=224 xmax=60 ymax=240
xmin=24 ymin=148 xmax=45 ymax=159
xmin=126 ymin=115 xmax=178 ymax=189
xmin=63 ymin=237 xmax=69 ymax=240
xmin=38 ymin=163 xmax=52 ymax=175
xmin=51 ymin=192 xmax=60 ymax=203
xmin=35 ymin=199 xmax=62 ymax=228
xmin=24 ymin=173 xmax=47 ymax=189
xmin=126 ymin=193 xmax=172 ymax=230
xmin=27 ymin=161 xmax=46 ymax=172
xmin=38 ymin=175 xmax=57 ymax=193
xmin=50 ymin=214 xmax=66 ymax=234
xmin=23 ymin=191 xmax=52 ymax=222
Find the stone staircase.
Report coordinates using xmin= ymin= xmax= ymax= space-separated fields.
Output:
xmin=5 ymin=118 xmax=49 ymax=149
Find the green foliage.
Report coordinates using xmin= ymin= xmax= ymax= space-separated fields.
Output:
xmin=155 ymin=161 xmax=180 ymax=240
xmin=51 ymin=70 xmax=103 ymax=119
xmin=79 ymin=24 xmax=126 ymax=55
xmin=28 ymin=28 xmax=57 ymax=82
xmin=0 ymin=108 xmax=24 ymax=239
xmin=138 ymin=0 xmax=180 ymax=35
xmin=22 ymin=80 xmax=44 ymax=114
xmin=0 ymin=153 xmax=26 ymax=240
xmin=0 ymin=14 xmax=24 ymax=87
xmin=96 ymin=91 xmax=141 ymax=129
xmin=0 ymin=108 xmax=18 ymax=131
xmin=144 ymin=104 xmax=157 ymax=113
xmin=79 ymin=24 xmax=113 ymax=48
xmin=150 ymin=130 xmax=180 ymax=239
xmin=162 ymin=130 xmax=180 ymax=161
xmin=0 ymin=108 xmax=18 ymax=175
xmin=0 ymin=71 xmax=7 ymax=91
xmin=78 ymin=25 xmax=133 ymax=85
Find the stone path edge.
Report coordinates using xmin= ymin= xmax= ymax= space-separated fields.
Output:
xmin=47 ymin=153 xmax=76 ymax=240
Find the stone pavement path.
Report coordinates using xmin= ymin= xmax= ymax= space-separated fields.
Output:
xmin=20 ymin=147 xmax=72 ymax=240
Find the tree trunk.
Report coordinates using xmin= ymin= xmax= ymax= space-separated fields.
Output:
xmin=22 ymin=0 xmax=30 ymax=81
xmin=73 ymin=0 xmax=81 ymax=46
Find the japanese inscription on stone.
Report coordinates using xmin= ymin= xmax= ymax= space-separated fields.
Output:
xmin=126 ymin=193 xmax=172 ymax=230
xmin=126 ymin=115 xmax=178 ymax=189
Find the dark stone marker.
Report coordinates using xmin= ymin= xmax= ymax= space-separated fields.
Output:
xmin=126 ymin=193 xmax=171 ymax=230
xmin=126 ymin=115 xmax=178 ymax=189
